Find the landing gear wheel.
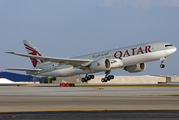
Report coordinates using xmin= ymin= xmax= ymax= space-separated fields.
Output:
xmin=160 ymin=57 xmax=167 ymax=68
xmin=81 ymin=77 xmax=88 ymax=82
xmin=101 ymin=78 xmax=107 ymax=82
xmin=88 ymin=75 xmax=94 ymax=80
xmin=91 ymin=75 xmax=94 ymax=79
xmin=84 ymin=77 xmax=88 ymax=81
xmin=81 ymin=75 xmax=95 ymax=82
xmin=160 ymin=64 xmax=165 ymax=68
xmin=107 ymin=77 xmax=111 ymax=81
xmin=101 ymin=78 xmax=105 ymax=82
xmin=104 ymin=77 xmax=109 ymax=81
xmin=87 ymin=75 xmax=91 ymax=80
xmin=103 ymin=71 xmax=115 ymax=83
xmin=108 ymin=75 xmax=114 ymax=79
xmin=81 ymin=78 xmax=85 ymax=82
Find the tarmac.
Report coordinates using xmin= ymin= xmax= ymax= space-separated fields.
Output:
xmin=0 ymin=86 xmax=179 ymax=112
xmin=1 ymin=111 xmax=179 ymax=120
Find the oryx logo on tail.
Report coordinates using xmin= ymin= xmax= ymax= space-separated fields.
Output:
xmin=23 ymin=40 xmax=43 ymax=67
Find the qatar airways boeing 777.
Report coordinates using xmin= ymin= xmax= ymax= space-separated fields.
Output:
xmin=6 ymin=40 xmax=177 ymax=82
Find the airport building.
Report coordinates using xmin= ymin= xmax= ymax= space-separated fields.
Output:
xmin=52 ymin=75 xmax=176 ymax=84
xmin=0 ymin=71 xmax=178 ymax=84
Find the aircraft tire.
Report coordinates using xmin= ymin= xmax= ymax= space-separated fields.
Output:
xmin=87 ymin=76 xmax=91 ymax=80
xmin=101 ymin=78 xmax=105 ymax=82
xmin=91 ymin=75 xmax=94 ymax=79
xmin=81 ymin=78 xmax=85 ymax=82
xmin=160 ymin=64 xmax=165 ymax=68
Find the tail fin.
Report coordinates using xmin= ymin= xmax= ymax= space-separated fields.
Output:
xmin=23 ymin=40 xmax=44 ymax=67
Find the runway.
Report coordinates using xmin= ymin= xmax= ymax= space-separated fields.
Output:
xmin=0 ymin=86 xmax=179 ymax=112
xmin=1 ymin=111 xmax=179 ymax=120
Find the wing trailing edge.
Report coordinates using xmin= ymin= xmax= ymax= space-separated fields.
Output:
xmin=6 ymin=68 xmax=42 ymax=72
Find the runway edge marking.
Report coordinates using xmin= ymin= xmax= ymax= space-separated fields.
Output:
xmin=1 ymin=109 xmax=179 ymax=113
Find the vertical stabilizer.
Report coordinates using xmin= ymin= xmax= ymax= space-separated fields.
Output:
xmin=23 ymin=40 xmax=44 ymax=67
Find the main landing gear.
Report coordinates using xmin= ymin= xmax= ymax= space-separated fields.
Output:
xmin=81 ymin=67 xmax=95 ymax=82
xmin=101 ymin=75 xmax=114 ymax=82
xmin=101 ymin=70 xmax=114 ymax=83
xmin=81 ymin=69 xmax=114 ymax=83
xmin=81 ymin=75 xmax=95 ymax=82
xmin=160 ymin=57 xmax=167 ymax=68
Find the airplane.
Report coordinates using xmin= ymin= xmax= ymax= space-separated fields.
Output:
xmin=6 ymin=40 xmax=177 ymax=82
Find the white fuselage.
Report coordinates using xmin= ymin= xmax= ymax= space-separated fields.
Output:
xmin=28 ymin=42 xmax=176 ymax=77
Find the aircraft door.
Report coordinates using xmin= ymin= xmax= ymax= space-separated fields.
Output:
xmin=151 ymin=45 xmax=156 ymax=52
xmin=48 ymin=64 xmax=53 ymax=71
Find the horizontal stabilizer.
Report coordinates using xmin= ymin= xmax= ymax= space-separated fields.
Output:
xmin=6 ymin=68 xmax=42 ymax=72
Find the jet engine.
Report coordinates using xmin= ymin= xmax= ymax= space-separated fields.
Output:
xmin=124 ymin=63 xmax=146 ymax=73
xmin=90 ymin=58 xmax=111 ymax=72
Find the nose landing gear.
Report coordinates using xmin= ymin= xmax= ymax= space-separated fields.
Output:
xmin=160 ymin=64 xmax=165 ymax=68
xmin=160 ymin=57 xmax=167 ymax=68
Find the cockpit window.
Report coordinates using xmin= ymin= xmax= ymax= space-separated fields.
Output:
xmin=165 ymin=44 xmax=173 ymax=47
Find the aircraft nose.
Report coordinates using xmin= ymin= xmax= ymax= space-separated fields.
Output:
xmin=165 ymin=46 xmax=177 ymax=55
xmin=171 ymin=46 xmax=177 ymax=54
xmin=173 ymin=46 xmax=177 ymax=52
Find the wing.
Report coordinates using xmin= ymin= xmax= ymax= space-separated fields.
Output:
xmin=6 ymin=68 xmax=42 ymax=72
xmin=6 ymin=52 xmax=93 ymax=66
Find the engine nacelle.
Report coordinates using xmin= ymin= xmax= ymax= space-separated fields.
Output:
xmin=90 ymin=58 xmax=111 ymax=72
xmin=110 ymin=59 xmax=123 ymax=68
xmin=124 ymin=63 xmax=146 ymax=73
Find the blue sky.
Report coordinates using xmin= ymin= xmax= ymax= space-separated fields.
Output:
xmin=1 ymin=0 xmax=179 ymax=76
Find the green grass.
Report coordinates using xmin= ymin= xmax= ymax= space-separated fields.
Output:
xmin=76 ymin=84 xmax=179 ymax=87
